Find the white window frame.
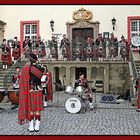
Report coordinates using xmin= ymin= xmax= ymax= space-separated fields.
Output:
xmin=23 ymin=23 xmax=37 ymax=42
xmin=130 ymin=20 xmax=140 ymax=38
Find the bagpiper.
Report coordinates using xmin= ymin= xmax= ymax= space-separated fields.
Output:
xmin=18 ymin=53 xmax=44 ymax=132
xmin=0 ymin=39 xmax=12 ymax=70
xmin=12 ymin=36 xmax=21 ymax=63
xmin=60 ymin=34 xmax=70 ymax=60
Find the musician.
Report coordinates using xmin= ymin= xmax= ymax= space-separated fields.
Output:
xmin=12 ymin=67 xmax=21 ymax=90
xmin=12 ymin=37 xmax=21 ymax=63
xmin=11 ymin=67 xmax=21 ymax=110
xmin=1 ymin=39 xmax=12 ymax=70
xmin=23 ymin=37 xmax=32 ymax=54
xmin=74 ymin=37 xmax=83 ymax=61
xmin=50 ymin=36 xmax=58 ymax=60
xmin=41 ymin=65 xmax=53 ymax=107
xmin=95 ymin=33 xmax=104 ymax=46
xmin=18 ymin=53 xmax=44 ymax=132
xmin=35 ymin=36 xmax=46 ymax=58
xmin=119 ymin=35 xmax=129 ymax=60
xmin=109 ymin=33 xmax=118 ymax=45
xmin=109 ymin=33 xmax=119 ymax=56
xmin=86 ymin=37 xmax=94 ymax=61
xmin=75 ymin=73 xmax=94 ymax=109
xmin=95 ymin=34 xmax=105 ymax=61
xmin=41 ymin=67 xmax=48 ymax=107
xmin=60 ymin=34 xmax=69 ymax=48
xmin=60 ymin=34 xmax=70 ymax=60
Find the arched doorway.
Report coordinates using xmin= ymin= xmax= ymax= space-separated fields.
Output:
xmin=53 ymin=67 xmax=63 ymax=91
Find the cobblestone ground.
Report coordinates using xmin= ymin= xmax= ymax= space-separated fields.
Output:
xmin=0 ymin=92 xmax=140 ymax=135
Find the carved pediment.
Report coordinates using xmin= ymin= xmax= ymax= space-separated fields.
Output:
xmin=73 ymin=7 xmax=93 ymax=22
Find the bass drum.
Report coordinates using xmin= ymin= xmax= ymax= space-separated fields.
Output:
xmin=0 ymin=91 xmax=4 ymax=103
xmin=65 ymin=97 xmax=82 ymax=114
xmin=8 ymin=90 xmax=19 ymax=105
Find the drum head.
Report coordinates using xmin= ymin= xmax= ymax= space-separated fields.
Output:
xmin=65 ymin=97 xmax=81 ymax=114
xmin=75 ymin=86 xmax=84 ymax=93
xmin=65 ymin=86 xmax=74 ymax=94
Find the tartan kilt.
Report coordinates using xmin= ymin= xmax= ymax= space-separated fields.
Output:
xmin=30 ymin=90 xmax=44 ymax=112
xmin=1 ymin=54 xmax=10 ymax=64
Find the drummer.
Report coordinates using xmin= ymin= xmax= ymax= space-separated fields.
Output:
xmin=11 ymin=67 xmax=21 ymax=110
xmin=12 ymin=67 xmax=21 ymax=90
xmin=75 ymin=73 xmax=94 ymax=109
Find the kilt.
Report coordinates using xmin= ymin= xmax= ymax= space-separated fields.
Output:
xmin=30 ymin=90 xmax=44 ymax=112
xmin=1 ymin=54 xmax=9 ymax=64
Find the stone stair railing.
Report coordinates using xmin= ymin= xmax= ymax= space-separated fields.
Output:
xmin=129 ymin=46 xmax=138 ymax=97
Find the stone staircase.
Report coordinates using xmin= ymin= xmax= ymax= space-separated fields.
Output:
xmin=132 ymin=52 xmax=140 ymax=77
xmin=0 ymin=61 xmax=25 ymax=90
xmin=135 ymin=61 xmax=140 ymax=77
xmin=0 ymin=62 xmax=11 ymax=89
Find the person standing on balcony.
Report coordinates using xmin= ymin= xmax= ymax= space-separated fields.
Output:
xmin=18 ymin=53 xmax=44 ymax=132
xmin=22 ymin=37 xmax=32 ymax=57
xmin=60 ymin=34 xmax=70 ymax=61
xmin=12 ymin=37 xmax=21 ymax=64
xmin=0 ymin=39 xmax=12 ymax=70
xmin=35 ymin=36 xmax=46 ymax=59
xmin=50 ymin=36 xmax=58 ymax=60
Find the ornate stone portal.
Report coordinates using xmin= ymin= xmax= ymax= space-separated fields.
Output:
xmin=66 ymin=7 xmax=100 ymax=41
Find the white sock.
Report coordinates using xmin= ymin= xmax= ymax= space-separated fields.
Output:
xmin=44 ymin=101 xmax=47 ymax=107
xmin=90 ymin=103 xmax=94 ymax=109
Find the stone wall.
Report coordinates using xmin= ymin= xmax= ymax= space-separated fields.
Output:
xmin=43 ymin=61 xmax=130 ymax=94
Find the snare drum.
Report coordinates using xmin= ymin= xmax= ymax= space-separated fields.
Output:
xmin=65 ymin=97 xmax=82 ymax=114
xmin=8 ymin=90 xmax=19 ymax=105
xmin=65 ymin=86 xmax=74 ymax=94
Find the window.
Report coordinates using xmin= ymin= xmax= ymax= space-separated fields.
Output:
xmin=24 ymin=24 xmax=37 ymax=42
xmin=20 ymin=20 xmax=39 ymax=52
xmin=130 ymin=20 xmax=140 ymax=37
xmin=128 ymin=16 xmax=140 ymax=43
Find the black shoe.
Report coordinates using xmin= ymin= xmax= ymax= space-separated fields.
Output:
xmin=28 ymin=129 xmax=34 ymax=132
xmin=136 ymin=109 xmax=140 ymax=112
xmin=11 ymin=105 xmax=18 ymax=110
xmin=35 ymin=130 xmax=39 ymax=132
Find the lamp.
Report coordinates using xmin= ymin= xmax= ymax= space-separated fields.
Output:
xmin=111 ymin=17 xmax=116 ymax=31
xmin=50 ymin=19 xmax=54 ymax=32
